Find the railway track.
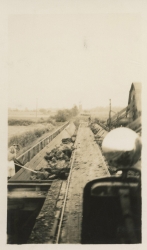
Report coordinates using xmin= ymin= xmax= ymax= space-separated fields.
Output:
xmin=55 ymin=123 xmax=81 ymax=243
xmin=46 ymin=121 xmax=110 ymax=244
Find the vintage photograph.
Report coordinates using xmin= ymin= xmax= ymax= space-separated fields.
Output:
xmin=4 ymin=0 xmax=144 ymax=245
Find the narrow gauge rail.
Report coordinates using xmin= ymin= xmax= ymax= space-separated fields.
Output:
xmin=55 ymin=123 xmax=82 ymax=243
xmin=51 ymin=122 xmax=110 ymax=244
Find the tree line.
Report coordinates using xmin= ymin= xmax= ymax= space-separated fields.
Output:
xmin=55 ymin=105 xmax=79 ymax=122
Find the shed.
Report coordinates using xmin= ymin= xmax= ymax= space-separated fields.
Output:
xmin=127 ymin=82 xmax=141 ymax=121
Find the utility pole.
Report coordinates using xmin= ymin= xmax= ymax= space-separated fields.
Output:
xmin=36 ymin=98 xmax=38 ymax=122
xmin=109 ymin=99 xmax=111 ymax=131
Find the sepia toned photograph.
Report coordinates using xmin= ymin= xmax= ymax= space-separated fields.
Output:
xmin=2 ymin=0 xmax=145 ymax=246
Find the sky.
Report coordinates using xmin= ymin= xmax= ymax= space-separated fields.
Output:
xmin=5 ymin=1 xmax=143 ymax=110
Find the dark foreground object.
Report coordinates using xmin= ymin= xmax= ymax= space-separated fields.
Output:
xmin=7 ymin=198 xmax=45 ymax=244
xmin=81 ymin=172 xmax=141 ymax=244
xmin=7 ymin=180 xmax=52 ymax=244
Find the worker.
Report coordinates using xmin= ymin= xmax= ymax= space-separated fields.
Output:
xmin=8 ymin=144 xmax=20 ymax=179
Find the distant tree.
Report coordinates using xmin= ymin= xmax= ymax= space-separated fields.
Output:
xmin=55 ymin=106 xmax=79 ymax=122
xmin=55 ymin=110 xmax=68 ymax=122
xmin=71 ymin=105 xmax=79 ymax=116
xmin=39 ymin=108 xmax=47 ymax=113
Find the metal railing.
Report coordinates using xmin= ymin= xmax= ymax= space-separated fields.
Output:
xmin=107 ymin=101 xmax=136 ymax=128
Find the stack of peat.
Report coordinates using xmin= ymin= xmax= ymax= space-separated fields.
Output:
xmin=30 ymin=133 xmax=77 ymax=181
xmin=90 ymin=123 xmax=108 ymax=147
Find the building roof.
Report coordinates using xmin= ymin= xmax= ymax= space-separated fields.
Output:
xmin=128 ymin=82 xmax=141 ymax=112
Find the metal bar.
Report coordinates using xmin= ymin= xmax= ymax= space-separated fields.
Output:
xmin=8 ymin=183 xmax=52 ymax=187
xmin=127 ymin=116 xmax=141 ymax=130
xmin=48 ymin=210 xmax=61 ymax=243
xmin=8 ymin=180 xmax=53 ymax=183
xmin=8 ymin=204 xmax=39 ymax=211
xmin=14 ymin=163 xmax=38 ymax=173
xmin=135 ymin=126 xmax=141 ymax=133
xmin=56 ymin=124 xmax=81 ymax=243
xmin=111 ymin=101 xmax=135 ymax=122
xmin=111 ymin=106 xmax=127 ymax=120
xmin=8 ymin=190 xmax=47 ymax=199
xmin=17 ymin=121 xmax=69 ymax=161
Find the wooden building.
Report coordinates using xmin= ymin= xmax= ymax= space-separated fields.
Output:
xmin=108 ymin=82 xmax=141 ymax=130
xmin=127 ymin=82 xmax=141 ymax=122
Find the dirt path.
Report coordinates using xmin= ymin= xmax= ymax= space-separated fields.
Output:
xmin=60 ymin=123 xmax=109 ymax=243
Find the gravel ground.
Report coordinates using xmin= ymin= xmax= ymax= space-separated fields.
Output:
xmin=59 ymin=123 xmax=109 ymax=243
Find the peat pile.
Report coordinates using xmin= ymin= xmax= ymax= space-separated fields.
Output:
xmin=30 ymin=133 xmax=77 ymax=181
xmin=90 ymin=123 xmax=108 ymax=147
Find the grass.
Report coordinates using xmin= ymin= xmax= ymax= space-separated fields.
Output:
xmin=8 ymin=117 xmax=56 ymax=126
xmin=8 ymin=111 xmax=65 ymax=153
xmin=8 ymin=119 xmax=34 ymax=126
xmin=8 ymin=124 xmax=54 ymax=148
xmin=8 ymin=110 xmax=57 ymax=118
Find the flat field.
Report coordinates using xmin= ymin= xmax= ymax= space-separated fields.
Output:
xmin=8 ymin=110 xmax=57 ymax=121
xmin=84 ymin=111 xmax=109 ymax=121
xmin=8 ymin=123 xmax=58 ymax=157
xmin=7 ymin=111 xmax=61 ymax=156
xmin=8 ymin=110 xmax=57 ymax=139
xmin=91 ymin=112 xmax=108 ymax=120
xmin=8 ymin=124 xmax=50 ymax=139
